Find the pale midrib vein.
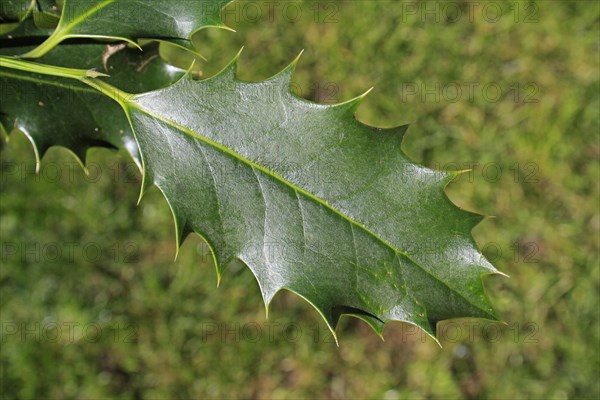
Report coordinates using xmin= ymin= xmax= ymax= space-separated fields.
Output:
xmin=126 ymin=101 xmax=488 ymax=316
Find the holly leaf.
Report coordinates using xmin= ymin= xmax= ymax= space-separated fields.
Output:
xmin=0 ymin=0 xmax=60 ymax=36
xmin=0 ymin=42 xmax=185 ymax=167
xmin=0 ymin=0 xmax=34 ymax=36
xmin=21 ymin=0 xmax=232 ymax=58
xmin=73 ymin=52 xmax=501 ymax=341
xmin=0 ymin=0 xmax=34 ymax=22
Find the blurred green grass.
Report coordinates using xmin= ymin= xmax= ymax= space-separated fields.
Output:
xmin=1 ymin=0 xmax=599 ymax=398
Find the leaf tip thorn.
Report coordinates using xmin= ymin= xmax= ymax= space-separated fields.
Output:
xmin=216 ymin=23 xmax=236 ymax=33
xmin=496 ymin=270 xmax=510 ymax=279
xmin=173 ymin=244 xmax=180 ymax=262
xmin=335 ymin=87 xmax=373 ymax=114
xmin=234 ymin=46 xmax=244 ymax=60
xmin=219 ymin=47 xmax=244 ymax=78
xmin=363 ymin=86 xmax=375 ymax=97
xmin=292 ymin=49 xmax=305 ymax=66
xmin=455 ymin=168 xmax=473 ymax=175
xmin=86 ymin=69 xmax=110 ymax=78
xmin=136 ymin=189 xmax=144 ymax=206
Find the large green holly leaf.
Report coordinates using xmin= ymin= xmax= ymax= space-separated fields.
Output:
xmin=0 ymin=50 xmax=503 ymax=341
xmin=72 ymin=52 xmax=499 ymax=341
xmin=21 ymin=0 xmax=232 ymax=57
xmin=0 ymin=42 xmax=185 ymax=167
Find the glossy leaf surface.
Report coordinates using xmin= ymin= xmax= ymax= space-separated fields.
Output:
xmin=82 ymin=55 xmax=502 ymax=339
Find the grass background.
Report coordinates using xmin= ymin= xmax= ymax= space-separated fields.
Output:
xmin=1 ymin=0 xmax=599 ymax=398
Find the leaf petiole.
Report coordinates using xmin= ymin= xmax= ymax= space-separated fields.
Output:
xmin=0 ymin=55 xmax=108 ymax=79
xmin=0 ymin=55 xmax=134 ymax=108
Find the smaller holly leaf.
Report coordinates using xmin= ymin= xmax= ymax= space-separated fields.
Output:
xmin=0 ymin=42 xmax=185 ymax=168
xmin=0 ymin=0 xmax=34 ymax=22
xmin=1 ymin=0 xmax=60 ymax=43
xmin=21 ymin=0 xmax=232 ymax=58
xmin=0 ymin=0 xmax=35 ymax=35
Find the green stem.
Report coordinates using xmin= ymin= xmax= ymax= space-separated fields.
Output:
xmin=19 ymin=28 xmax=70 ymax=59
xmin=0 ymin=55 xmax=132 ymax=106
xmin=0 ymin=56 xmax=108 ymax=79
xmin=21 ymin=0 xmax=118 ymax=58
xmin=82 ymin=78 xmax=134 ymax=107
xmin=21 ymin=32 xmax=142 ymax=59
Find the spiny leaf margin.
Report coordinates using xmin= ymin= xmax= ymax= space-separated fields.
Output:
xmin=76 ymin=50 xmax=504 ymax=344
